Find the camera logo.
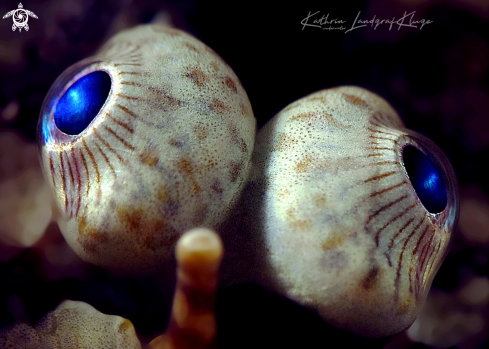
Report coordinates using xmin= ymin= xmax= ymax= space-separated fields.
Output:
xmin=3 ymin=3 xmax=38 ymax=32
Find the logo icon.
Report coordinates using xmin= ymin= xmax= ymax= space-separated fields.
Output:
xmin=3 ymin=3 xmax=38 ymax=32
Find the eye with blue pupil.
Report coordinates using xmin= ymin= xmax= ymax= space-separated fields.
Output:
xmin=402 ymin=145 xmax=448 ymax=214
xmin=54 ymin=71 xmax=111 ymax=135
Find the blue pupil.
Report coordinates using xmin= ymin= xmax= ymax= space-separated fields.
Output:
xmin=54 ymin=71 xmax=111 ymax=135
xmin=402 ymin=145 xmax=447 ymax=213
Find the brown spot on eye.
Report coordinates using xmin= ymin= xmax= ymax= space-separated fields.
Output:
xmin=224 ymin=77 xmax=238 ymax=93
xmin=211 ymin=179 xmax=224 ymax=195
xmin=176 ymin=158 xmax=203 ymax=197
xmin=240 ymin=103 xmax=249 ymax=116
xmin=77 ymin=215 xmax=108 ymax=255
xmin=286 ymin=208 xmax=311 ymax=230
xmin=192 ymin=183 xmax=201 ymax=195
xmin=291 ymin=219 xmax=310 ymax=230
xmin=185 ymin=43 xmax=199 ymax=52
xmin=140 ymin=149 xmax=159 ymax=168
xmin=116 ymin=206 xmax=169 ymax=252
xmin=307 ymin=95 xmax=328 ymax=103
xmin=343 ymin=93 xmax=370 ymax=109
xmin=203 ymin=157 xmax=218 ymax=170
xmin=362 ymin=265 xmax=380 ymax=290
xmin=321 ymin=233 xmax=347 ymax=251
xmin=290 ymin=111 xmax=340 ymax=127
xmin=272 ymin=133 xmax=299 ymax=152
xmin=185 ymin=68 xmax=207 ymax=88
xmin=278 ymin=188 xmax=290 ymax=197
xmin=157 ymin=186 xmax=170 ymax=202
xmin=117 ymin=207 xmax=143 ymax=231
xmin=294 ymin=156 xmax=314 ymax=173
xmin=147 ymin=87 xmax=182 ymax=110
xmin=394 ymin=298 xmax=413 ymax=315
xmin=169 ymin=138 xmax=185 ymax=148
xmin=177 ymin=158 xmax=194 ymax=175
xmin=229 ymin=161 xmax=242 ymax=182
xmin=118 ymin=320 xmax=132 ymax=334
xmin=229 ymin=126 xmax=248 ymax=153
xmin=194 ymin=125 xmax=209 ymax=141
xmin=78 ymin=237 xmax=101 ymax=255
xmin=291 ymin=112 xmax=318 ymax=121
xmin=315 ymin=196 xmax=326 ymax=208
xmin=209 ymin=98 xmax=227 ymax=113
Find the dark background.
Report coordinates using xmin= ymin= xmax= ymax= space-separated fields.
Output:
xmin=0 ymin=0 xmax=488 ymax=348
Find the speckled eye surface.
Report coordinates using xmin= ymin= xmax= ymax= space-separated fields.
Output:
xmin=402 ymin=145 xmax=447 ymax=214
xmin=242 ymin=86 xmax=458 ymax=338
xmin=54 ymin=71 xmax=111 ymax=135
xmin=37 ymin=24 xmax=256 ymax=272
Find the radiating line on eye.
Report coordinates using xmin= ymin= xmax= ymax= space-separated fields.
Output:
xmin=71 ymin=148 xmax=82 ymax=218
xmin=368 ymin=160 xmax=398 ymax=167
xmin=425 ymin=239 xmax=442 ymax=283
xmin=66 ymin=152 xmax=76 ymax=217
xmin=59 ymin=152 xmax=68 ymax=212
xmin=412 ymin=225 xmax=431 ymax=296
xmin=368 ymin=128 xmax=399 ymax=138
xmin=116 ymin=94 xmax=140 ymax=101
xmin=82 ymin=138 xmax=100 ymax=188
xmin=106 ymin=112 xmax=134 ymax=133
xmin=117 ymin=71 xmax=143 ymax=77
xmin=370 ymin=181 xmax=407 ymax=197
xmin=417 ymin=231 xmax=436 ymax=295
xmin=118 ymin=82 xmax=183 ymax=110
xmin=417 ymin=241 xmax=431 ymax=293
xmin=49 ymin=152 xmax=56 ymax=190
xmin=369 ymin=135 xmax=399 ymax=144
xmin=388 ymin=213 xmax=416 ymax=250
xmin=412 ymin=225 xmax=431 ymax=256
xmin=116 ymin=103 xmax=139 ymax=118
xmin=395 ymin=218 xmax=424 ymax=298
xmin=93 ymin=128 xmax=125 ymax=164
xmin=367 ymin=153 xmax=384 ymax=157
xmin=410 ymin=224 xmax=429 ymax=294
xmin=409 ymin=260 xmax=415 ymax=294
xmin=374 ymin=199 xmax=413 ymax=247
xmin=365 ymin=194 xmax=408 ymax=225
xmin=79 ymin=149 xmax=90 ymax=196
xmin=371 ymin=113 xmax=386 ymax=125
xmin=94 ymin=142 xmax=116 ymax=178
xmin=103 ymin=125 xmax=135 ymax=151
xmin=364 ymin=171 xmax=397 ymax=183
xmin=368 ymin=147 xmax=396 ymax=152
xmin=370 ymin=121 xmax=384 ymax=128
xmin=116 ymin=102 xmax=162 ymax=128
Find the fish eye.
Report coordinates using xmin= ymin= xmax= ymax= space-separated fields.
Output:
xmin=402 ymin=144 xmax=448 ymax=214
xmin=53 ymin=71 xmax=112 ymax=135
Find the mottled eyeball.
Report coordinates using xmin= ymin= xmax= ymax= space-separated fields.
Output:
xmin=247 ymin=86 xmax=458 ymax=337
xmin=37 ymin=25 xmax=256 ymax=272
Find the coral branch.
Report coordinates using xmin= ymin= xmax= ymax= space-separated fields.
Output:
xmin=148 ymin=228 xmax=223 ymax=349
